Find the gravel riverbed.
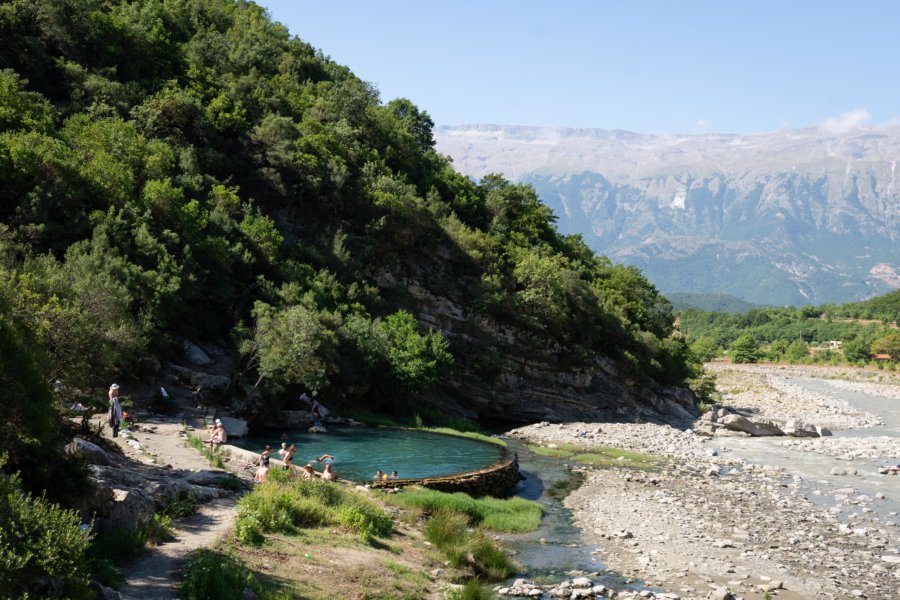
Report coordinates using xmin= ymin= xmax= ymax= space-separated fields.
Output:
xmin=506 ymin=364 xmax=900 ymax=600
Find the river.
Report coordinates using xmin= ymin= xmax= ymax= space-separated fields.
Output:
xmin=703 ymin=376 xmax=900 ymax=522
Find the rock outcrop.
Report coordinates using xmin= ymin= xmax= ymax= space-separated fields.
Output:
xmin=391 ymin=274 xmax=697 ymax=425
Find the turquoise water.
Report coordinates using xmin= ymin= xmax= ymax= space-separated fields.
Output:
xmin=232 ymin=427 xmax=502 ymax=482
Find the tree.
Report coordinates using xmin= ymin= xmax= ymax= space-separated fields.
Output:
xmin=690 ymin=336 xmax=720 ymax=363
xmin=729 ymin=334 xmax=760 ymax=364
xmin=784 ymin=339 xmax=809 ymax=363
xmin=381 ymin=310 xmax=453 ymax=394
xmin=871 ymin=331 xmax=900 ymax=361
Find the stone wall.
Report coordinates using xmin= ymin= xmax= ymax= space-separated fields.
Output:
xmin=370 ymin=446 xmax=520 ymax=497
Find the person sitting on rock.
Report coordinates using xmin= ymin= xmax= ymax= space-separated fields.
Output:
xmin=322 ymin=463 xmax=337 ymax=482
xmin=207 ymin=419 xmax=227 ymax=448
xmin=254 ymin=458 xmax=270 ymax=483
xmin=301 ymin=463 xmax=316 ymax=480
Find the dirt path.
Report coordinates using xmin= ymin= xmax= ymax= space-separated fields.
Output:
xmin=119 ymin=497 xmax=237 ymax=600
xmin=98 ymin=407 xmax=246 ymax=600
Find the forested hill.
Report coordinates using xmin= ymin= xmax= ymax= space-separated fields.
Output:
xmin=0 ymin=0 xmax=699 ymax=488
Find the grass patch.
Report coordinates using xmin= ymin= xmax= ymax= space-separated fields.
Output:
xmin=187 ymin=433 xmax=226 ymax=468
xmin=446 ymin=579 xmax=493 ymax=600
xmin=425 ymin=509 xmax=515 ymax=580
xmin=181 ymin=549 xmax=298 ymax=600
xmin=527 ymin=443 xmax=662 ymax=470
xmin=384 ymin=488 xmax=542 ymax=533
xmin=417 ymin=427 xmax=507 ymax=447
xmin=236 ymin=471 xmax=393 ymax=545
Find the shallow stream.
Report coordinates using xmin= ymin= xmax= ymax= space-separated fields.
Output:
xmin=499 ymin=439 xmax=643 ymax=592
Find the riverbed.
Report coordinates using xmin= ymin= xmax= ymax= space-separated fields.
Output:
xmin=507 ymin=365 xmax=900 ymax=599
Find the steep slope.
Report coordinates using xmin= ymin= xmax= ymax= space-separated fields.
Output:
xmin=0 ymin=0 xmax=697 ymax=441
xmin=434 ymin=125 xmax=900 ymax=306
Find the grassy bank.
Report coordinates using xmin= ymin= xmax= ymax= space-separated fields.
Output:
xmin=182 ymin=474 xmax=541 ymax=599
xmin=527 ymin=443 xmax=663 ymax=470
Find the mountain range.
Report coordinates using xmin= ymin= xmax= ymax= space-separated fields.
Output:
xmin=434 ymin=124 xmax=900 ymax=306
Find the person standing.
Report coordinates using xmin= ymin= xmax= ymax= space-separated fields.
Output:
xmin=108 ymin=383 xmax=123 ymax=438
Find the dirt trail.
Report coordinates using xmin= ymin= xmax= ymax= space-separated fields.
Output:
xmin=119 ymin=497 xmax=236 ymax=600
xmin=100 ymin=406 xmax=245 ymax=600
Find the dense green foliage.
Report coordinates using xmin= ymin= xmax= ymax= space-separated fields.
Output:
xmin=0 ymin=0 xmax=693 ymax=452
xmin=679 ymin=292 xmax=900 ymax=366
xmin=0 ymin=461 xmax=92 ymax=599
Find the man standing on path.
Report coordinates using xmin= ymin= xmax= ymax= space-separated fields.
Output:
xmin=108 ymin=383 xmax=123 ymax=438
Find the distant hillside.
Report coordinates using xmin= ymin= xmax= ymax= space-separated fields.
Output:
xmin=834 ymin=289 xmax=900 ymax=324
xmin=678 ymin=288 xmax=899 ymax=366
xmin=434 ymin=125 xmax=900 ymax=306
xmin=669 ymin=293 xmax=760 ymax=314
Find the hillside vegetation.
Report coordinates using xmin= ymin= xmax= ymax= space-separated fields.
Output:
xmin=0 ymin=0 xmax=697 ymax=495
xmin=680 ymin=291 xmax=900 ymax=366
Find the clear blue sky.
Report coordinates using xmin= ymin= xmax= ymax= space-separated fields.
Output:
xmin=259 ymin=1 xmax=900 ymax=135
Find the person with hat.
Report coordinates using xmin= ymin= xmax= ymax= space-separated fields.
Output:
xmin=207 ymin=418 xmax=228 ymax=449
xmin=108 ymin=383 xmax=123 ymax=438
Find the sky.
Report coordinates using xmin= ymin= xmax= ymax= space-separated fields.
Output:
xmin=259 ymin=1 xmax=900 ymax=135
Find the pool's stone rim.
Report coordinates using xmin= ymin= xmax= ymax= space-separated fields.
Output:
xmin=225 ymin=430 xmax=520 ymax=497
xmin=369 ymin=444 xmax=520 ymax=497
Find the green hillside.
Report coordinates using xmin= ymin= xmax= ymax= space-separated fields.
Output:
xmin=0 ymin=0 xmax=697 ymax=499
xmin=679 ymin=291 xmax=900 ymax=366
xmin=668 ymin=292 xmax=760 ymax=314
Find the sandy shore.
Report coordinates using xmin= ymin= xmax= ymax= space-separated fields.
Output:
xmin=507 ymin=364 xmax=900 ymax=600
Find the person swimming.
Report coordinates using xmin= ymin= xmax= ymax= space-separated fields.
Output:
xmin=314 ymin=454 xmax=334 ymax=463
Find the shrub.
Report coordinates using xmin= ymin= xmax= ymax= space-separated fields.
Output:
xmin=181 ymin=549 xmax=293 ymax=600
xmin=0 ymin=462 xmax=92 ymax=598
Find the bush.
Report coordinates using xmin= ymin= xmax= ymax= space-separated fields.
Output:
xmin=0 ymin=462 xmax=92 ymax=598
xmin=181 ymin=549 xmax=292 ymax=600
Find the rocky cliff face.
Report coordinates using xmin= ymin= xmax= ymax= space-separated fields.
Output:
xmin=434 ymin=125 xmax=900 ymax=306
xmin=378 ymin=271 xmax=696 ymax=425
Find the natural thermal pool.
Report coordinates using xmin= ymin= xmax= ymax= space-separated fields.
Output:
xmin=232 ymin=427 xmax=503 ymax=482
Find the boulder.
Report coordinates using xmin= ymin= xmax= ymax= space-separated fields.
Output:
xmin=218 ymin=416 xmax=249 ymax=438
xmin=185 ymin=470 xmax=239 ymax=488
xmin=783 ymin=419 xmax=819 ymax=437
xmin=169 ymin=365 xmax=231 ymax=396
xmin=815 ymin=425 xmax=833 ymax=437
xmin=104 ymin=488 xmax=156 ymax=531
xmin=182 ymin=340 xmax=213 ymax=366
xmin=719 ymin=414 xmax=784 ymax=436
xmin=89 ymin=581 xmax=123 ymax=600
xmin=64 ymin=437 xmax=110 ymax=465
